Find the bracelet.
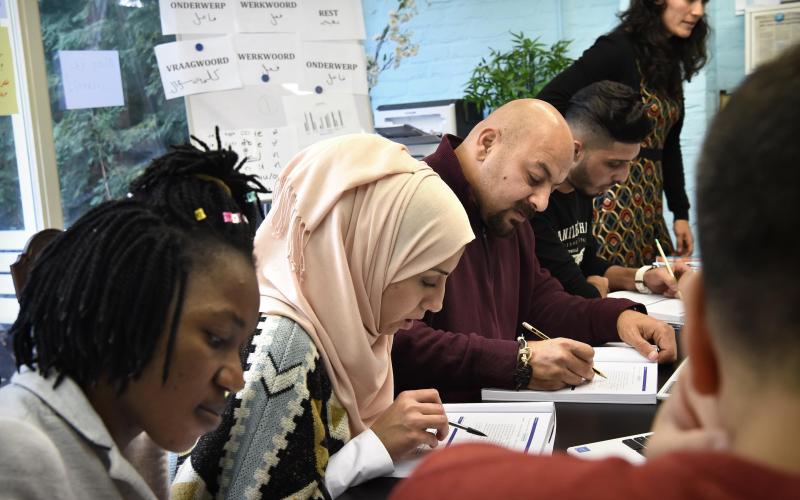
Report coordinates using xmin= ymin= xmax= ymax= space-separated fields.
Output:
xmin=513 ymin=336 xmax=532 ymax=390
xmin=634 ymin=265 xmax=655 ymax=294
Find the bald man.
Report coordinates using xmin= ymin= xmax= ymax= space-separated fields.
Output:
xmin=392 ymin=99 xmax=675 ymax=402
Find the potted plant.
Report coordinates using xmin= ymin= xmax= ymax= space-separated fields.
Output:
xmin=464 ymin=32 xmax=573 ymax=115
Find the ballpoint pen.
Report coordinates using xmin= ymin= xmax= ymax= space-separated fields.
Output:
xmin=448 ymin=421 xmax=487 ymax=437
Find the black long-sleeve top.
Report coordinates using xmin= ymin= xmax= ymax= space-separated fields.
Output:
xmin=532 ymin=189 xmax=611 ymax=298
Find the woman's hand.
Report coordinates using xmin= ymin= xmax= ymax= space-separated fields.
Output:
xmin=673 ymin=220 xmax=694 ymax=256
xmin=370 ymin=389 xmax=449 ymax=461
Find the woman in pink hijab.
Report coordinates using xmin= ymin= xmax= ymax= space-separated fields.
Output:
xmin=173 ymin=134 xmax=474 ymax=499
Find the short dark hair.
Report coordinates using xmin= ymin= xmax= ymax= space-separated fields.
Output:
xmin=565 ymin=80 xmax=652 ymax=145
xmin=697 ymin=44 xmax=800 ymax=379
xmin=11 ymin=134 xmax=266 ymax=392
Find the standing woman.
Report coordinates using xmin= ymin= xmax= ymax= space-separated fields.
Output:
xmin=538 ymin=0 xmax=708 ymax=266
xmin=173 ymin=134 xmax=474 ymax=499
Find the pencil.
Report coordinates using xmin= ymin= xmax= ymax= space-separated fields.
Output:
xmin=654 ymin=239 xmax=683 ymax=300
xmin=521 ymin=322 xmax=608 ymax=379
xmin=448 ymin=421 xmax=487 ymax=437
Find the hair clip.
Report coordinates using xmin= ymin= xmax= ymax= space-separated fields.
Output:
xmin=222 ymin=211 xmax=243 ymax=224
xmin=195 ymin=174 xmax=233 ymax=197
xmin=246 ymin=191 xmax=257 ymax=203
xmin=194 ymin=208 xmax=207 ymax=221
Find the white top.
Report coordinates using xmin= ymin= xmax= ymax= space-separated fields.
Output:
xmin=0 ymin=369 xmax=156 ymax=500
xmin=324 ymin=428 xmax=395 ymax=498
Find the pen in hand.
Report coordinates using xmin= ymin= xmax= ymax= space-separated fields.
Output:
xmin=448 ymin=421 xmax=487 ymax=437
xmin=521 ymin=322 xmax=608 ymax=379
xmin=655 ymin=238 xmax=683 ymax=300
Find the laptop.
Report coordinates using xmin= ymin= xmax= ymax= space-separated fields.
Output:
xmin=567 ymin=432 xmax=652 ymax=464
xmin=657 ymin=358 xmax=687 ymax=400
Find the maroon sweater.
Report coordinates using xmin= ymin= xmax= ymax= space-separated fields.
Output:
xmin=391 ymin=136 xmax=640 ymax=402
xmin=391 ymin=444 xmax=800 ymax=500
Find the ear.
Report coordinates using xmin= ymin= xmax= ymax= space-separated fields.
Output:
xmin=475 ymin=127 xmax=498 ymax=162
xmin=573 ymin=140 xmax=584 ymax=164
xmin=682 ymin=272 xmax=721 ymax=395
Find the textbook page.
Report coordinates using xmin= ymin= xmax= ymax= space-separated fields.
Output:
xmin=482 ymin=351 xmax=657 ymax=404
xmin=391 ymin=402 xmax=555 ymax=477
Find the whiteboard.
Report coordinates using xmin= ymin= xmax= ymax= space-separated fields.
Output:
xmin=745 ymin=3 xmax=800 ymax=73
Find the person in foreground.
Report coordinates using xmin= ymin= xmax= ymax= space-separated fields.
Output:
xmin=172 ymin=134 xmax=474 ymax=499
xmin=393 ymin=98 xmax=676 ymax=403
xmin=533 ymin=80 xmax=687 ymax=299
xmin=0 ymin=138 xmax=265 ymax=499
xmin=539 ymin=0 xmax=709 ymax=265
xmin=391 ymin=44 xmax=800 ymax=500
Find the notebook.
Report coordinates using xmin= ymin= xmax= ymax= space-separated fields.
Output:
xmin=481 ymin=346 xmax=658 ymax=404
xmin=390 ymin=402 xmax=556 ymax=477
xmin=567 ymin=432 xmax=652 ymax=464
xmin=608 ymin=290 xmax=684 ymax=325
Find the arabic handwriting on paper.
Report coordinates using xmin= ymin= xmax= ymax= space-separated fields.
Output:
xmin=193 ymin=12 xmax=219 ymax=25
xmin=168 ymin=68 xmax=221 ymax=95
xmin=270 ymin=13 xmax=283 ymax=26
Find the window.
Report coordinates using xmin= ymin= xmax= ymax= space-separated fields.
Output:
xmin=38 ymin=0 xmax=189 ymax=225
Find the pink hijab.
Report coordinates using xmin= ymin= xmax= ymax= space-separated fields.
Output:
xmin=254 ymin=134 xmax=474 ymax=434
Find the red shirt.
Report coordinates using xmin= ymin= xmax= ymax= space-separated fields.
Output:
xmin=392 ymin=443 xmax=800 ymax=500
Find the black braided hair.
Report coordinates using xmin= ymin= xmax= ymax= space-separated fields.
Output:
xmin=129 ymin=128 xmax=268 ymax=237
xmin=10 ymin=133 xmax=266 ymax=392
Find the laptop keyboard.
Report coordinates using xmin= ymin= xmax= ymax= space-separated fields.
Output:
xmin=622 ymin=434 xmax=651 ymax=456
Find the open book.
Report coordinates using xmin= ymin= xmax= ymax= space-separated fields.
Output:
xmin=391 ymin=402 xmax=556 ymax=477
xmin=481 ymin=346 xmax=658 ymax=404
xmin=608 ymin=290 xmax=684 ymax=325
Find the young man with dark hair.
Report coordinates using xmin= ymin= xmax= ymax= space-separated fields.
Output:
xmin=391 ymin=43 xmax=800 ymax=499
xmin=533 ymin=80 xmax=682 ymax=299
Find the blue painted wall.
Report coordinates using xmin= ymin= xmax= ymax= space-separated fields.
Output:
xmin=362 ymin=0 xmax=747 ymax=249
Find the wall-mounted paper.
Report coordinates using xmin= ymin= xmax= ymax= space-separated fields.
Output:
xmin=282 ymin=93 xmax=362 ymax=148
xmin=189 ymin=86 xmax=287 ymax=130
xmin=234 ymin=0 xmax=302 ymax=33
xmin=159 ymin=0 xmax=235 ymax=35
xmin=0 ymin=27 xmax=18 ymax=115
xmin=301 ymin=41 xmax=367 ymax=95
xmin=233 ymin=33 xmax=300 ymax=86
xmin=155 ymin=36 xmax=242 ymax=99
xmin=300 ymin=0 xmax=365 ymax=40
xmin=57 ymin=50 xmax=124 ymax=110
xmin=209 ymin=126 xmax=298 ymax=193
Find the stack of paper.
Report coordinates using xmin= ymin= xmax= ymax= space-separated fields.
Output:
xmin=391 ymin=402 xmax=556 ymax=477
xmin=608 ymin=290 xmax=684 ymax=325
xmin=481 ymin=346 xmax=657 ymax=405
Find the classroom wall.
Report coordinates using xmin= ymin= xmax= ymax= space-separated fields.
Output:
xmin=362 ymin=0 xmax=748 ymax=250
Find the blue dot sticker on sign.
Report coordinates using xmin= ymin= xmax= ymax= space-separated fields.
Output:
xmin=775 ymin=13 xmax=785 ymax=22
xmin=261 ymin=74 xmax=270 ymax=83
xmin=315 ymin=85 xmax=323 ymax=94
xmin=195 ymin=43 xmax=204 ymax=52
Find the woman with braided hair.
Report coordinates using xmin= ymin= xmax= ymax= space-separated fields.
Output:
xmin=0 ymin=135 xmax=266 ymax=500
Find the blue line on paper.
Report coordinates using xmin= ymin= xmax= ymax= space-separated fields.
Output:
xmin=642 ymin=366 xmax=648 ymax=391
xmin=523 ymin=417 xmax=539 ymax=453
